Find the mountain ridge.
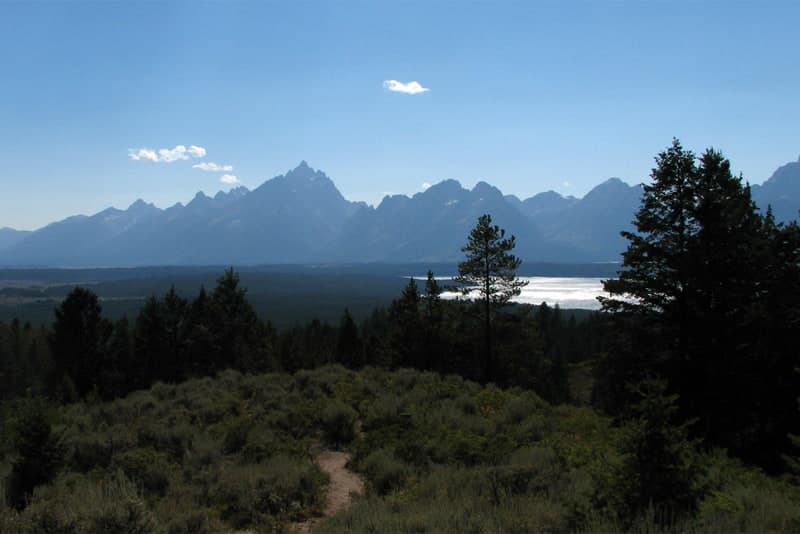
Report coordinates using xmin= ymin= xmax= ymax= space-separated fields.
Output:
xmin=1 ymin=159 xmax=797 ymax=267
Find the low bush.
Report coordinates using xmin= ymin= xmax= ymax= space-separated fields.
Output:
xmin=360 ymin=448 xmax=408 ymax=496
xmin=211 ymin=456 xmax=326 ymax=527
xmin=12 ymin=472 xmax=159 ymax=534
xmin=114 ymin=448 xmax=174 ymax=497
xmin=320 ymin=400 xmax=358 ymax=446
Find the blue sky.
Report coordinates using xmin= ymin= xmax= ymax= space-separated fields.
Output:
xmin=1 ymin=1 xmax=798 ymax=230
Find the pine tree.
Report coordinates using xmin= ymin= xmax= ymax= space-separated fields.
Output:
xmin=422 ymin=270 xmax=444 ymax=372
xmin=5 ymin=398 xmax=61 ymax=510
xmin=209 ymin=268 xmax=262 ymax=371
xmin=100 ymin=316 xmax=132 ymax=399
xmin=162 ymin=286 xmax=188 ymax=381
xmin=617 ymin=379 xmax=701 ymax=523
xmin=133 ymin=295 xmax=166 ymax=389
xmin=599 ymin=139 xmax=799 ymax=468
xmin=184 ymin=285 xmax=215 ymax=376
xmin=336 ymin=308 xmax=362 ymax=368
xmin=49 ymin=287 xmax=110 ymax=398
xmin=454 ymin=214 xmax=527 ymax=382
xmin=389 ymin=277 xmax=421 ymax=368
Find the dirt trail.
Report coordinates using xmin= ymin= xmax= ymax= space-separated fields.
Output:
xmin=292 ymin=450 xmax=364 ymax=533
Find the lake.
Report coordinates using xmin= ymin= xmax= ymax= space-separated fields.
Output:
xmin=430 ymin=276 xmax=610 ymax=310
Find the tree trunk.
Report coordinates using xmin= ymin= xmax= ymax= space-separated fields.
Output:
xmin=485 ymin=294 xmax=492 ymax=383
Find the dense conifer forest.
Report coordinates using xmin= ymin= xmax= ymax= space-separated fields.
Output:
xmin=1 ymin=141 xmax=800 ymax=532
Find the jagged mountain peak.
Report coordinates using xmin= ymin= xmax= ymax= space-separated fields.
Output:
xmin=190 ymin=191 xmax=211 ymax=203
xmin=595 ymin=177 xmax=630 ymax=189
xmin=582 ymin=177 xmax=638 ymax=201
xmin=285 ymin=160 xmax=327 ymax=182
xmin=418 ymin=179 xmax=464 ymax=198
xmin=472 ymin=181 xmax=502 ymax=196
xmin=126 ymin=199 xmax=159 ymax=214
xmin=761 ymin=159 xmax=800 ymax=189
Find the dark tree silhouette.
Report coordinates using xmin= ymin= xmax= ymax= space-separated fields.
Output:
xmin=600 ymin=139 xmax=800 ymax=468
xmin=49 ymin=287 xmax=110 ymax=398
xmin=336 ymin=307 xmax=362 ymax=368
xmin=454 ymin=214 xmax=527 ymax=382
xmin=5 ymin=398 xmax=61 ymax=510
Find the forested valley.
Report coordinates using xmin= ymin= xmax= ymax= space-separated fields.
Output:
xmin=2 ymin=141 xmax=800 ymax=533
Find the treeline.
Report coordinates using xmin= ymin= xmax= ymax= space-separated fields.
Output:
xmin=0 ymin=270 xmax=603 ymax=406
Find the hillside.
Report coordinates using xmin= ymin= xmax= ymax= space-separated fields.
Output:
xmin=1 ymin=366 xmax=797 ymax=533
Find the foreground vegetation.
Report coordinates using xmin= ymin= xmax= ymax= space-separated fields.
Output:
xmin=1 ymin=365 xmax=798 ymax=533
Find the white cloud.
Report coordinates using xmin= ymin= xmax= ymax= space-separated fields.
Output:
xmin=128 ymin=148 xmax=159 ymax=162
xmin=220 ymin=174 xmax=240 ymax=184
xmin=383 ymin=80 xmax=430 ymax=95
xmin=422 ymin=182 xmax=431 ymax=190
xmin=128 ymin=144 xmax=207 ymax=163
xmin=193 ymin=162 xmax=234 ymax=172
xmin=562 ymin=181 xmax=573 ymax=189
xmin=187 ymin=145 xmax=206 ymax=158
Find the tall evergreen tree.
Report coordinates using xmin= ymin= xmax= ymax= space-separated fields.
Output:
xmin=49 ymin=287 xmax=110 ymax=398
xmin=162 ymin=286 xmax=189 ymax=381
xmin=100 ymin=316 xmax=132 ymax=399
xmin=184 ymin=285 xmax=215 ymax=376
xmin=209 ymin=268 xmax=263 ymax=371
xmin=454 ymin=214 xmax=527 ymax=382
xmin=336 ymin=307 xmax=362 ymax=368
xmin=599 ymin=139 xmax=800 ymax=468
xmin=389 ymin=277 xmax=421 ymax=368
xmin=422 ymin=270 xmax=444 ymax=372
xmin=133 ymin=295 xmax=166 ymax=389
xmin=5 ymin=398 xmax=61 ymax=510
xmin=616 ymin=379 xmax=701 ymax=523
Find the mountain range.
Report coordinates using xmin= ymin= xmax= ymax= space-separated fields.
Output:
xmin=1 ymin=158 xmax=798 ymax=267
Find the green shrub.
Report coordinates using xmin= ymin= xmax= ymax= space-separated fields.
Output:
xmin=320 ymin=400 xmax=358 ymax=446
xmin=15 ymin=472 xmax=160 ymax=534
xmin=502 ymin=392 xmax=546 ymax=425
xmin=115 ymin=448 xmax=173 ymax=497
xmin=184 ymin=432 xmax=221 ymax=471
xmin=63 ymin=430 xmax=115 ymax=472
xmin=156 ymin=487 xmax=223 ymax=534
xmin=211 ymin=456 xmax=326 ymax=527
xmin=360 ymin=448 xmax=408 ymax=496
xmin=221 ymin=416 xmax=251 ymax=454
xmin=136 ymin=422 xmax=192 ymax=462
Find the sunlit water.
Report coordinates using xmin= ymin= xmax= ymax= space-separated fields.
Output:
xmin=412 ymin=276 xmax=610 ymax=310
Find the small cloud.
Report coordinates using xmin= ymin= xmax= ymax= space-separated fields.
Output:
xmin=128 ymin=148 xmax=159 ymax=162
xmin=422 ymin=182 xmax=431 ymax=190
xmin=128 ymin=144 xmax=207 ymax=163
xmin=383 ymin=79 xmax=430 ymax=95
xmin=187 ymin=145 xmax=206 ymax=158
xmin=562 ymin=181 xmax=573 ymax=189
xmin=220 ymin=174 xmax=240 ymax=184
xmin=193 ymin=162 xmax=234 ymax=172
